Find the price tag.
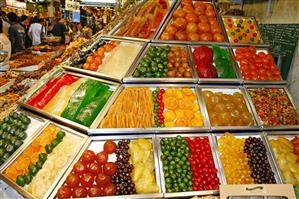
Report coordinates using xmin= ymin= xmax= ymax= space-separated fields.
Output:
xmin=220 ymin=184 xmax=296 ymax=199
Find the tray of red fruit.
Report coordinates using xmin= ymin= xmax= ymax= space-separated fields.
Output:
xmin=232 ymin=46 xmax=286 ymax=84
xmin=50 ymin=135 xmax=163 ymax=199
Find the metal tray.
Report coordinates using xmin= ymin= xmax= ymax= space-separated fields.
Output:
xmin=110 ymin=0 xmax=176 ymax=42
xmin=263 ymin=131 xmax=299 ymax=185
xmin=212 ymin=132 xmax=283 ymax=185
xmin=123 ymin=43 xmax=198 ymax=84
xmin=89 ymin=84 xmax=210 ymax=135
xmin=0 ymin=109 xmax=47 ymax=171
xmin=220 ymin=15 xmax=268 ymax=47
xmin=18 ymin=67 xmax=120 ymax=133
xmin=62 ymin=36 xmax=147 ymax=83
xmin=0 ymin=122 xmax=89 ymax=199
xmin=155 ymin=133 xmax=224 ymax=198
xmin=153 ymin=1 xmax=229 ymax=45
xmin=199 ymin=86 xmax=260 ymax=131
xmin=244 ymin=85 xmax=299 ymax=130
xmin=188 ymin=45 xmax=243 ymax=84
xmin=230 ymin=47 xmax=287 ymax=85
xmin=48 ymin=134 xmax=163 ymax=199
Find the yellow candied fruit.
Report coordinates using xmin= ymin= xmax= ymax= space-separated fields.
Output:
xmin=218 ymin=133 xmax=254 ymax=184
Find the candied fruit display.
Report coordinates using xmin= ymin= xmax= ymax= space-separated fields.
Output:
xmin=218 ymin=133 xmax=253 ymax=184
xmin=218 ymin=133 xmax=276 ymax=184
xmin=249 ymin=88 xmax=299 ymax=126
xmin=203 ymin=90 xmax=254 ymax=126
xmin=234 ymin=46 xmax=281 ymax=81
xmin=223 ymin=16 xmax=262 ymax=44
xmin=160 ymin=1 xmax=225 ymax=42
xmin=270 ymin=136 xmax=299 ymax=185
xmin=160 ymin=135 xmax=220 ymax=193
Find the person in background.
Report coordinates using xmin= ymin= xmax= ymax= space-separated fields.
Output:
xmin=20 ymin=15 xmax=31 ymax=48
xmin=51 ymin=17 xmax=66 ymax=44
xmin=69 ymin=23 xmax=80 ymax=41
xmin=7 ymin=12 xmax=25 ymax=54
xmin=0 ymin=11 xmax=10 ymax=37
xmin=0 ymin=17 xmax=11 ymax=66
xmin=28 ymin=17 xmax=45 ymax=46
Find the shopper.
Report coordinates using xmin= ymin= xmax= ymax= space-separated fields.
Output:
xmin=51 ymin=18 xmax=66 ymax=44
xmin=20 ymin=15 xmax=31 ymax=48
xmin=28 ymin=17 xmax=45 ymax=46
xmin=7 ymin=12 xmax=25 ymax=54
xmin=0 ymin=17 xmax=11 ymax=65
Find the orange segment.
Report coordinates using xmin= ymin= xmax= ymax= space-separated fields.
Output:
xmin=164 ymin=97 xmax=178 ymax=110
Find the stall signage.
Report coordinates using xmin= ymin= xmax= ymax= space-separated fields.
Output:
xmin=65 ymin=0 xmax=80 ymax=11
xmin=80 ymin=0 xmax=115 ymax=7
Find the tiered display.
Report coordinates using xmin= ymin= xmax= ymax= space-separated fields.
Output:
xmin=1 ymin=0 xmax=299 ymax=198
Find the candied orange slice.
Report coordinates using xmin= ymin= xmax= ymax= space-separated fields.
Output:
xmin=175 ymin=90 xmax=184 ymax=99
xmin=175 ymin=119 xmax=188 ymax=127
xmin=175 ymin=110 xmax=184 ymax=119
xmin=164 ymin=110 xmax=175 ymax=122
xmin=164 ymin=97 xmax=178 ymax=110
xmin=165 ymin=121 xmax=175 ymax=127
xmin=182 ymin=88 xmax=193 ymax=96
xmin=193 ymin=104 xmax=200 ymax=112
xmin=179 ymin=99 xmax=194 ymax=110
xmin=191 ymin=118 xmax=204 ymax=127
xmin=184 ymin=110 xmax=194 ymax=119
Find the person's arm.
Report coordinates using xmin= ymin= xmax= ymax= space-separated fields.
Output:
xmin=8 ymin=27 xmax=15 ymax=53
xmin=28 ymin=25 xmax=33 ymax=40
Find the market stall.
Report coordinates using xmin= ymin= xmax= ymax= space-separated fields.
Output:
xmin=0 ymin=0 xmax=299 ymax=198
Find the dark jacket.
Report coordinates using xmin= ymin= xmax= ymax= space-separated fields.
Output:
xmin=9 ymin=22 xmax=25 ymax=53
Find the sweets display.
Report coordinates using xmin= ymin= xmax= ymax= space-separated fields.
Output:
xmin=234 ymin=46 xmax=281 ymax=81
xmin=10 ymin=52 xmax=55 ymax=68
xmin=160 ymin=135 xmax=220 ymax=193
xmin=56 ymin=138 xmax=159 ymax=198
xmin=248 ymin=88 xmax=299 ymax=126
xmin=116 ymin=0 xmax=170 ymax=39
xmin=269 ymin=136 xmax=299 ymax=185
xmin=133 ymin=45 xmax=193 ymax=78
xmin=4 ymin=125 xmax=84 ymax=199
xmin=218 ymin=133 xmax=276 ymax=184
xmin=82 ymin=41 xmax=142 ymax=79
xmin=26 ymin=74 xmax=114 ymax=127
xmin=203 ymin=90 xmax=254 ymax=126
xmin=100 ymin=87 xmax=204 ymax=128
xmin=160 ymin=1 xmax=225 ymax=42
xmin=222 ymin=16 xmax=262 ymax=44
xmin=192 ymin=45 xmax=236 ymax=79
xmin=0 ymin=112 xmax=31 ymax=165
xmin=0 ymin=77 xmax=9 ymax=87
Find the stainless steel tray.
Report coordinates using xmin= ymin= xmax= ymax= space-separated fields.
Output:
xmin=48 ymin=134 xmax=163 ymax=199
xmin=0 ymin=122 xmax=89 ymax=199
xmin=188 ymin=45 xmax=243 ymax=84
xmin=230 ymin=47 xmax=287 ymax=85
xmin=123 ymin=43 xmax=198 ymax=83
xmin=0 ymin=109 xmax=47 ymax=171
xmin=244 ymin=85 xmax=299 ymax=130
xmin=89 ymin=84 xmax=210 ymax=135
xmin=110 ymin=0 xmax=176 ymax=42
xmin=199 ymin=86 xmax=260 ymax=131
xmin=155 ymin=133 xmax=224 ymax=198
xmin=153 ymin=1 xmax=229 ymax=45
xmin=18 ymin=67 xmax=120 ymax=133
xmin=212 ymin=132 xmax=283 ymax=185
xmin=263 ymin=131 xmax=299 ymax=185
xmin=62 ymin=36 xmax=147 ymax=83
xmin=220 ymin=15 xmax=268 ymax=47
